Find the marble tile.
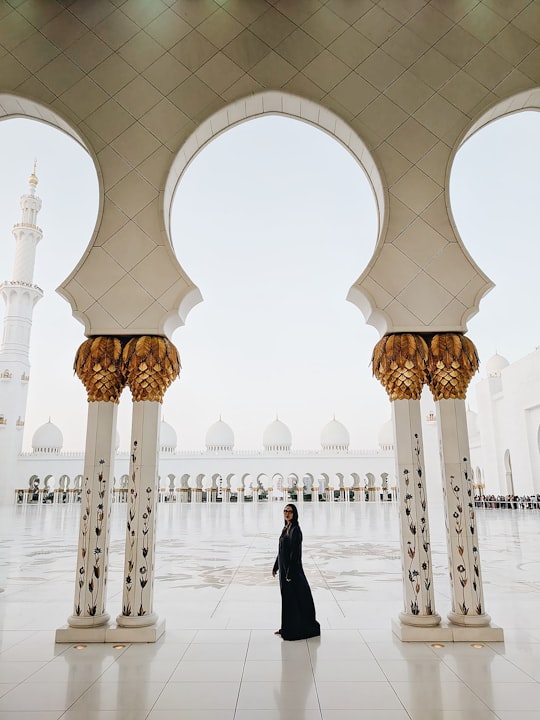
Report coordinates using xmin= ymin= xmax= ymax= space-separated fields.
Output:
xmin=0 ymin=713 xmax=64 ymax=720
xmin=1 ymin=502 xmax=540 ymax=717
xmin=0 ymin=681 xmax=91 ymax=712
xmin=236 ymin=680 xmax=320 ymax=710
xmin=317 ymin=680 xmax=405 ymax=710
xmin=66 ymin=680 xmax=166 ymax=712
xmin=169 ymin=660 xmax=244 ymax=682
xmin=242 ymin=659 xmax=314 ymax=682
xmin=147 ymin=712 xmax=233 ymax=720
xmin=321 ymin=712 xmax=409 ymax=720
xmin=61 ymin=713 xmax=147 ymax=720
xmin=152 ymin=681 xmax=240 ymax=711
xmin=391 ymin=680 xmax=493 ymax=712
xmin=0 ymin=660 xmax=45 ymax=682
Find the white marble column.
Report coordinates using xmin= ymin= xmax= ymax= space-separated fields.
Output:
xmin=116 ymin=401 xmax=161 ymax=630
xmin=56 ymin=336 xmax=124 ymax=643
xmin=178 ymin=475 xmax=189 ymax=503
xmin=65 ymin=401 xmax=117 ymax=631
xmin=393 ymin=399 xmax=441 ymax=629
xmin=436 ymin=398 xmax=491 ymax=627
xmin=372 ymin=333 xmax=448 ymax=640
xmin=427 ymin=332 xmax=502 ymax=641
xmin=112 ymin=335 xmax=180 ymax=642
xmin=222 ymin=477 xmax=231 ymax=503
xmin=192 ymin=475 xmax=203 ymax=503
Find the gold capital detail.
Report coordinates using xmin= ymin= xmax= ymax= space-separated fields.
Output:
xmin=427 ymin=333 xmax=478 ymax=400
xmin=74 ymin=336 xmax=125 ymax=403
xmin=123 ymin=336 xmax=180 ymax=402
xmin=372 ymin=334 xmax=429 ymax=400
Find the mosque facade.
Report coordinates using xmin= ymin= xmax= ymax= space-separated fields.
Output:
xmin=17 ymin=415 xmax=397 ymax=504
xmin=469 ymin=349 xmax=540 ymax=498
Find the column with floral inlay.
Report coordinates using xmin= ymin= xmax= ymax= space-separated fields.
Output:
xmin=66 ymin=337 xmax=125 ymax=630
xmin=428 ymin=334 xmax=491 ymax=627
xmin=373 ymin=333 xmax=441 ymax=628
xmin=116 ymin=336 xmax=180 ymax=630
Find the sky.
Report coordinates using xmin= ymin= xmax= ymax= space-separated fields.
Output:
xmin=0 ymin=111 xmax=539 ymax=452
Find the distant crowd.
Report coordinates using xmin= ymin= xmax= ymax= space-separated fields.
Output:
xmin=475 ymin=494 xmax=540 ymax=509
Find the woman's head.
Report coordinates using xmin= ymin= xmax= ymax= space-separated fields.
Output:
xmin=283 ymin=503 xmax=298 ymax=524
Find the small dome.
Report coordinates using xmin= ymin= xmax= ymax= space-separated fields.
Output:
xmin=160 ymin=420 xmax=177 ymax=452
xmin=32 ymin=420 xmax=63 ymax=454
xmin=486 ymin=353 xmax=509 ymax=377
xmin=263 ymin=418 xmax=292 ymax=451
xmin=205 ymin=418 xmax=234 ymax=451
xmin=321 ymin=418 xmax=350 ymax=450
xmin=378 ymin=419 xmax=394 ymax=450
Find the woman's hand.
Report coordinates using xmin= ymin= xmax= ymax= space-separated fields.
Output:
xmin=272 ymin=570 xmax=277 ymax=577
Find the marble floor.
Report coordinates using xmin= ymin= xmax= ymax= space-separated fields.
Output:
xmin=0 ymin=499 xmax=539 ymax=719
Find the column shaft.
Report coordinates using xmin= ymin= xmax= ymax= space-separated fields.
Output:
xmin=117 ymin=401 xmax=161 ymax=627
xmin=393 ymin=399 xmax=440 ymax=626
xmin=68 ymin=401 xmax=117 ymax=627
xmin=436 ymin=398 xmax=490 ymax=626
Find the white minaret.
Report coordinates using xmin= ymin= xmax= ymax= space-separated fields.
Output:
xmin=0 ymin=163 xmax=44 ymax=504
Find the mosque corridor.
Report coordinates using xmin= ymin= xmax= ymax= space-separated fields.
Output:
xmin=0 ymin=501 xmax=539 ymax=718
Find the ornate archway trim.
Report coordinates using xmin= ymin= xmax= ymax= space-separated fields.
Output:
xmin=163 ymin=91 xmax=387 ymax=251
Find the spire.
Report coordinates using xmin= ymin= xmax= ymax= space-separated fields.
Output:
xmin=29 ymin=159 xmax=38 ymax=189
xmin=0 ymin=168 xmax=46 ymax=495
xmin=11 ymin=164 xmax=43 ymax=284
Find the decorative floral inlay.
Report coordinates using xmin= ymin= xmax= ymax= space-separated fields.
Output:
xmin=448 ymin=457 xmax=483 ymax=616
xmin=74 ymin=459 xmax=108 ymax=617
xmin=122 ymin=440 xmax=154 ymax=617
xmin=123 ymin=441 xmax=138 ymax=616
xmin=403 ymin=434 xmax=434 ymax=617
xmin=450 ymin=475 xmax=468 ymax=614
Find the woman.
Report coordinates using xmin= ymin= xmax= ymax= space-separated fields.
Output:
xmin=272 ymin=503 xmax=320 ymax=640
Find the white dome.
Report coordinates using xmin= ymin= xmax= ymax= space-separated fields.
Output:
xmin=486 ymin=353 xmax=509 ymax=377
xmin=32 ymin=420 xmax=63 ymax=454
xmin=205 ymin=418 xmax=234 ymax=451
xmin=378 ymin=419 xmax=394 ymax=450
xmin=160 ymin=420 xmax=177 ymax=452
xmin=321 ymin=418 xmax=350 ymax=450
xmin=263 ymin=418 xmax=292 ymax=451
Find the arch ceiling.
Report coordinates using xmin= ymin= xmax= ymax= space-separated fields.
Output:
xmin=0 ymin=1 xmax=538 ymax=338
xmin=164 ymin=92 xmax=385 ymax=241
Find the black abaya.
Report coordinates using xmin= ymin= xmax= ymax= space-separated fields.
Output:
xmin=273 ymin=523 xmax=320 ymax=641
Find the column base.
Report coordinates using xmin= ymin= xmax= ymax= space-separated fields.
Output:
xmin=67 ymin=612 xmax=110 ymax=629
xmin=55 ymin=619 xmax=165 ymax=644
xmin=399 ymin=611 xmax=442 ymax=628
xmin=116 ymin=611 xmax=158 ymax=628
xmin=447 ymin=611 xmax=491 ymax=627
xmin=392 ymin=618 xmax=504 ymax=642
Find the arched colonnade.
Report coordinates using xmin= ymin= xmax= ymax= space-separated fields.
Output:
xmin=17 ymin=468 xmax=395 ymax=504
xmin=2 ymin=1 xmax=540 ymax=642
xmin=3 ymin=88 xmax=536 ymax=643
